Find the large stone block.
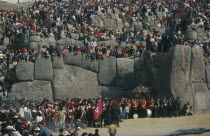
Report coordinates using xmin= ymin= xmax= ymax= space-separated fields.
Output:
xmin=11 ymin=80 xmax=53 ymax=101
xmin=3 ymin=37 xmax=9 ymax=46
xmin=35 ymin=57 xmax=53 ymax=80
xmin=192 ymin=83 xmax=210 ymax=113
xmin=52 ymin=56 xmax=64 ymax=68
xmin=134 ymin=57 xmax=144 ymax=71
xmin=16 ymin=62 xmax=34 ymax=81
xmin=45 ymin=37 xmax=56 ymax=43
xmin=38 ymin=41 xmax=50 ymax=48
xmin=104 ymin=19 xmax=116 ymax=29
xmin=64 ymin=53 xmax=82 ymax=67
xmin=158 ymin=46 xmax=192 ymax=101
xmin=57 ymin=39 xmax=71 ymax=46
xmin=98 ymin=56 xmax=117 ymax=86
xmin=29 ymin=36 xmax=41 ymax=42
xmin=81 ymin=56 xmax=98 ymax=73
xmin=116 ymin=58 xmax=135 ymax=89
xmin=205 ymin=66 xmax=210 ymax=89
xmin=29 ymin=42 xmax=38 ymax=50
xmin=190 ymin=46 xmax=206 ymax=82
xmin=53 ymin=65 xmax=101 ymax=99
xmin=71 ymin=33 xmax=79 ymax=40
xmin=185 ymin=31 xmax=198 ymax=40
xmin=75 ymin=40 xmax=84 ymax=47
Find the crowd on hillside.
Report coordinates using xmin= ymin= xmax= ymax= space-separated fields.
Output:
xmin=0 ymin=96 xmax=192 ymax=136
xmin=0 ymin=0 xmax=209 ymax=57
xmin=0 ymin=0 xmax=208 ymax=135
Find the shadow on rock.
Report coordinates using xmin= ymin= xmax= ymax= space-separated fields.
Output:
xmin=166 ymin=128 xmax=210 ymax=136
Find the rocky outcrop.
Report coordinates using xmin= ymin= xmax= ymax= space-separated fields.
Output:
xmin=52 ymin=56 xmax=64 ymax=68
xmin=29 ymin=36 xmax=41 ymax=42
xmin=192 ymin=83 xmax=210 ymax=113
xmin=206 ymin=66 xmax=210 ymax=89
xmin=81 ymin=56 xmax=98 ymax=73
xmin=98 ymin=56 xmax=117 ymax=86
xmin=53 ymin=65 xmax=101 ymax=99
xmin=16 ymin=62 xmax=34 ymax=81
xmin=190 ymin=46 xmax=206 ymax=82
xmin=12 ymin=44 xmax=210 ymax=113
xmin=35 ymin=57 xmax=53 ymax=81
xmin=168 ymin=45 xmax=210 ymax=113
xmin=116 ymin=58 xmax=135 ymax=89
xmin=170 ymin=46 xmax=193 ymax=105
xmin=11 ymin=80 xmax=53 ymax=101
xmin=64 ymin=53 xmax=82 ymax=67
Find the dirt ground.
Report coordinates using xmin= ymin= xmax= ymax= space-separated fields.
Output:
xmin=70 ymin=113 xmax=210 ymax=136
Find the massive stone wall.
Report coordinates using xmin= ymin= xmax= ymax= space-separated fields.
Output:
xmin=11 ymin=45 xmax=210 ymax=113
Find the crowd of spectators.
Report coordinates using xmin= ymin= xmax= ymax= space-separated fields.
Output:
xmin=0 ymin=96 xmax=192 ymax=136
xmin=0 ymin=0 xmax=209 ymax=135
xmin=0 ymin=0 xmax=209 ymax=60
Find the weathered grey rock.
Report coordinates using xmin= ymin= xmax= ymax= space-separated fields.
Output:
xmin=45 ymin=37 xmax=56 ymax=43
xmin=67 ymin=24 xmax=75 ymax=31
xmin=116 ymin=58 xmax=135 ymax=89
xmin=53 ymin=65 xmax=101 ymax=99
xmin=0 ymin=45 xmax=6 ymax=51
xmin=29 ymin=30 xmax=37 ymax=36
xmin=90 ymin=36 xmax=98 ymax=42
xmin=75 ymin=40 xmax=84 ymax=47
xmin=192 ymin=83 xmax=210 ymax=113
xmin=137 ymin=21 xmax=142 ymax=27
xmin=35 ymin=57 xmax=53 ymax=80
xmin=52 ymin=56 xmax=64 ymax=68
xmin=98 ymin=56 xmax=117 ymax=86
xmin=124 ymin=22 xmax=130 ymax=28
xmin=29 ymin=42 xmax=38 ymax=50
xmin=104 ymin=19 xmax=116 ymax=29
xmin=60 ymin=31 xmax=66 ymax=39
xmin=11 ymin=80 xmax=53 ymax=101
xmin=107 ymin=8 xmax=112 ymax=14
xmin=16 ymin=62 xmax=34 ymax=81
xmin=185 ymin=31 xmax=198 ymax=40
xmin=159 ymin=45 xmax=192 ymax=105
xmin=99 ymin=21 xmax=104 ymax=27
xmin=205 ymin=66 xmax=210 ymax=89
xmin=56 ymin=39 xmax=71 ymax=46
xmin=81 ymin=56 xmax=98 ymax=72
xmin=111 ymin=14 xmax=118 ymax=20
xmin=3 ymin=37 xmax=9 ymax=46
xmin=190 ymin=46 xmax=206 ymax=82
xmin=71 ymin=33 xmax=79 ymax=40
xmin=114 ymin=8 xmax=119 ymax=14
xmin=38 ymin=41 xmax=49 ymax=48
xmin=134 ymin=57 xmax=144 ymax=71
xmin=64 ymin=53 xmax=82 ymax=67
xmin=29 ymin=36 xmax=41 ymax=42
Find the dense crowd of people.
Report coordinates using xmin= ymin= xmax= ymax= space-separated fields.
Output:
xmin=0 ymin=0 xmax=209 ymax=57
xmin=0 ymin=96 xmax=192 ymax=136
xmin=0 ymin=0 xmax=209 ymax=135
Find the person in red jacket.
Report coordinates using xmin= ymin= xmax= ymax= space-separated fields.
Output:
xmin=139 ymin=98 xmax=147 ymax=117
xmin=147 ymin=98 xmax=155 ymax=117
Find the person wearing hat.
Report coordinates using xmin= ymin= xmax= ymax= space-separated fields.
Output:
xmin=4 ymin=125 xmax=21 ymax=136
xmin=108 ymin=123 xmax=117 ymax=136
xmin=33 ymin=127 xmax=40 ymax=135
